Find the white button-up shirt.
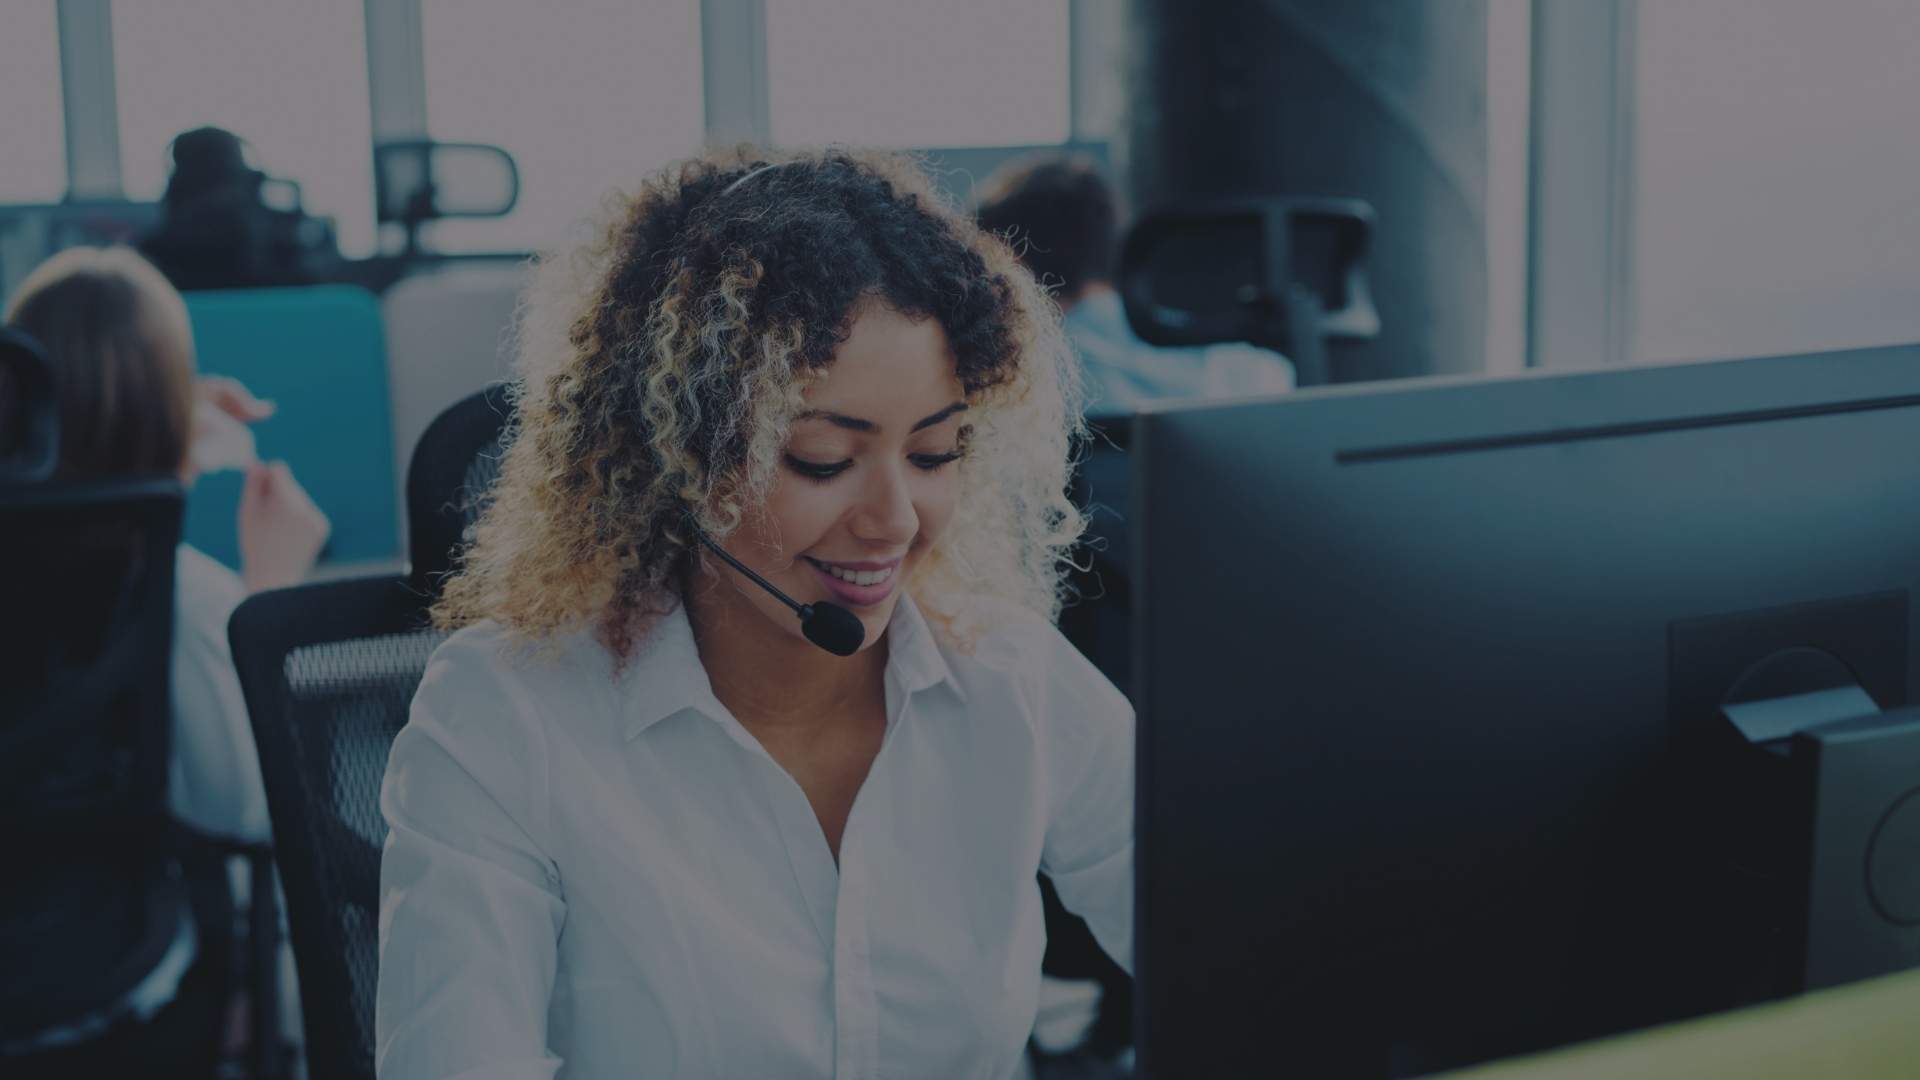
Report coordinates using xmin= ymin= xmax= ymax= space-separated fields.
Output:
xmin=171 ymin=543 xmax=271 ymax=843
xmin=376 ymin=592 xmax=1133 ymax=1080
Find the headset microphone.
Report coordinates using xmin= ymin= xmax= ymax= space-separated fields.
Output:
xmin=689 ymin=524 xmax=867 ymax=657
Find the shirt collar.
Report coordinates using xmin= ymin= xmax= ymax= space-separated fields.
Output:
xmin=621 ymin=590 xmax=965 ymax=741
xmin=885 ymin=590 xmax=967 ymax=705
xmin=619 ymin=601 xmax=726 ymax=741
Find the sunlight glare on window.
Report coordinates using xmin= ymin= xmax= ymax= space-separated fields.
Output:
xmin=421 ymin=0 xmax=704 ymax=254
xmin=0 ymin=2 xmax=68 ymax=202
xmin=1633 ymin=0 xmax=1920 ymax=362
xmin=767 ymin=0 xmax=1069 ymax=149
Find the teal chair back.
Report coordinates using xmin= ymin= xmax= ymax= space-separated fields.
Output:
xmin=182 ymin=287 xmax=399 ymax=569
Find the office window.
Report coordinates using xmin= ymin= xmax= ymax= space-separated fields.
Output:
xmin=0 ymin=2 xmax=67 ymax=203
xmin=767 ymin=0 xmax=1069 ymax=149
xmin=113 ymin=0 xmax=376 ymax=254
xmin=1632 ymin=0 xmax=1920 ymax=363
xmin=1485 ymin=0 xmax=1531 ymax=374
xmin=421 ymin=0 xmax=704 ymax=254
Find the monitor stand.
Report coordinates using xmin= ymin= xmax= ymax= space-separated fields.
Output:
xmin=1685 ymin=620 xmax=1920 ymax=995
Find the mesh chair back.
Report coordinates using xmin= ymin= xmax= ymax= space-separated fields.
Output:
xmin=229 ymin=576 xmax=443 ymax=1080
xmin=227 ymin=383 xmax=512 ymax=1077
xmin=405 ymin=383 xmax=515 ymax=597
xmin=1049 ymin=423 xmax=1139 ymax=1057
xmin=0 ymin=479 xmax=187 ymax=1040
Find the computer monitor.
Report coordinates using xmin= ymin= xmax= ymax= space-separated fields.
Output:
xmin=1131 ymin=347 xmax=1920 ymax=1078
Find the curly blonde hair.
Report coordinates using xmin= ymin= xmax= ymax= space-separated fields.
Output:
xmin=435 ymin=147 xmax=1086 ymax=660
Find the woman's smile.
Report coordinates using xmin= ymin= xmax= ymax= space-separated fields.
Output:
xmin=803 ymin=555 xmax=903 ymax=607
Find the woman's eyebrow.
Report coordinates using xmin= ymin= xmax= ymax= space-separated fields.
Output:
xmin=911 ymin=402 xmax=969 ymax=432
xmin=794 ymin=410 xmax=877 ymax=433
xmin=793 ymin=402 xmax=969 ymax=434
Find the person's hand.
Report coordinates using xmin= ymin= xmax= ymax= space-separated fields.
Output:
xmin=197 ymin=375 xmax=276 ymax=423
xmin=186 ymin=376 xmax=274 ymax=479
xmin=238 ymin=460 xmax=331 ymax=593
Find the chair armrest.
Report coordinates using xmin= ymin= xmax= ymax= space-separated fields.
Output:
xmin=172 ymin=819 xmax=273 ymax=863
xmin=169 ymin=820 xmax=285 ymax=1080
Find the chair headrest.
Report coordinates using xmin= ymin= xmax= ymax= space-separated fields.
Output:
xmin=0 ymin=327 xmax=58 ymax=484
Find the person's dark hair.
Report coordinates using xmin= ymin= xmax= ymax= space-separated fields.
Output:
xmin=143 ymin=126 xmax=340 ymax=292
xmin=162 ymin=126 xmax=262 ymax=206
xmin=437 ymin=147 xmax=1085 ymax=657
xmin=614 ymin=150 xmax=1025 ymax=398
xmin=973 ymin=154 xmax=1118 ymax=302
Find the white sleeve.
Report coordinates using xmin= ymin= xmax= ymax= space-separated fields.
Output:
xmin=169 ymin=592 xmax=272 ymax=843
xmin=375 ymin=637 xmax=567 ymax=1080
xmin=1037 ymin=626 xmax=1137 ymax=976
xmin=1206 ymin=342 xmax=1296 ymax=395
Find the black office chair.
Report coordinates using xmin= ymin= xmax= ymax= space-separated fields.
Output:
xmin=373 ymin=140 xmax=519 ymax=259
xmin=229 ymin=574 xmax=441 ymax=1080
xmin=0 ymin=479 xmax=226 ymax=1073
xmin=0 ymin=328 xmax=59 ymax=484
xmin=1119 ymin=196 xmax=1379 ymax=387
xmin=1034 ymin=419 xmax=1138 ymax=1073
xmin=1057 ymin=418 xmax=1133 ymax=696
xmin=227 ymin=386 xmax=515 ymax=1079
xmin=406 ymin=381 xmax=514 ymax=597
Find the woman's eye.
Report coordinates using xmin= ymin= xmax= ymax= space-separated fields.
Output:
xmin=784 ymin=454 xmax=852 ymax=481
xmin=785 ymin=449 xmax=964 ymax=480
xmin=910 ymin=449 xmax=966 ymax=472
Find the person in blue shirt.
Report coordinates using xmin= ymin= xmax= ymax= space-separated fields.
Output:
xmin=975 ymin=153 xmax=1293 ymax=418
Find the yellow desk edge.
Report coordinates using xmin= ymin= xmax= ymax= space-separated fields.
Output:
xmin=1438 ymin=968 xmax=1920 ymax=1080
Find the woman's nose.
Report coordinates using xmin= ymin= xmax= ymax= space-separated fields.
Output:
xmin=850 ymin=462 xmax=919 ymax=544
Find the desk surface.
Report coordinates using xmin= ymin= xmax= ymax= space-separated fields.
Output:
xmin=1440 ymin=969 xmax=1920 ymax=1079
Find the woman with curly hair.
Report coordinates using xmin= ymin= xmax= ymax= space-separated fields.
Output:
xmin=376 ymin=148 xmax=1132 ymax=1079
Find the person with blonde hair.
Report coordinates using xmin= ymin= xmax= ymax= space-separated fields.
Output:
xmin=376 ymin=148 xmax=1133 ymax=1078
xmin=4 ymin=245 xmax=330 ymax=840
xmin=3 ymin=246 xmax=329 ymax=1067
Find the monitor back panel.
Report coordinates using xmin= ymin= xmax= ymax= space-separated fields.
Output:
xmin=1133 ymin=348 xmax=1920 ymax=1076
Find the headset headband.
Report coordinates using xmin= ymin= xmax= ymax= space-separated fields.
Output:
xmin=720 ymin=161 xmax=787 ymax=198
